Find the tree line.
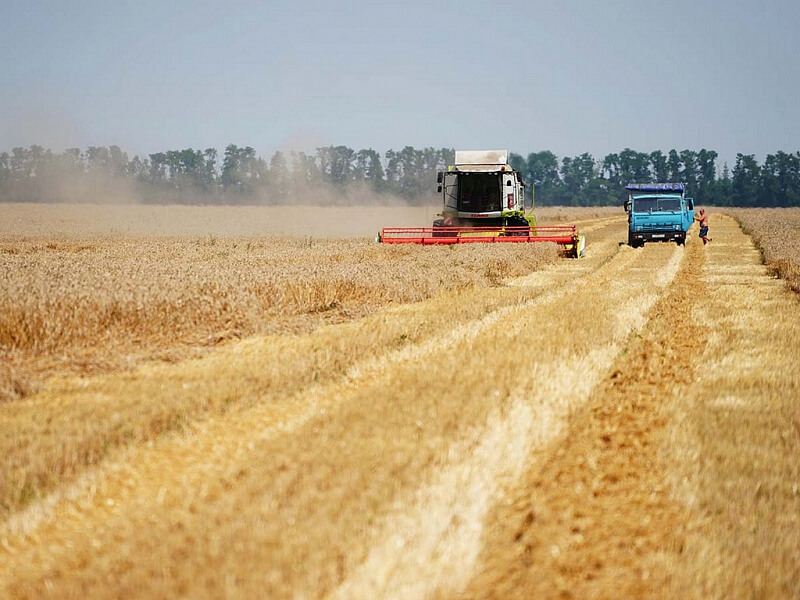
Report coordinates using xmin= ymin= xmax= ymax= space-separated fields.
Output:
xmin=1 ymin=144 xmax=798 ymax=206
xmin=510 ymin=149 xmax=800 ymax=207
xmin=0 ymin=145 xmax=454 ymax=205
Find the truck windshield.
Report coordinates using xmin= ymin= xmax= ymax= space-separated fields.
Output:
xmin=458 ymin=173 xmax=501 ymax=212
xmin=633 ymin=197 xmax=681 ymax=212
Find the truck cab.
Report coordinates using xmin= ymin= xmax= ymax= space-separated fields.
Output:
xmin=624 ymin=183 xmax=694 ymax=247
xmin=436 ymin=150 xmax=532 ymax=229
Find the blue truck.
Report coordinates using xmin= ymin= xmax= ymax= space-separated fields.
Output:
xmin=624 ymin=183 xmax=695 ymax=247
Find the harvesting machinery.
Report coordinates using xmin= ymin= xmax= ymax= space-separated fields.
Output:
xmin=624 ymin=183 xmax=695 ymax=247
xmin=377 ymin=150 xmax=585 ymax=257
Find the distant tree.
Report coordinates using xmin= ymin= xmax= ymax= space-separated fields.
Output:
xmin=354 ymin=148 xmax=385 ymax=190
xmin=679 ymin=150 xmax=699 ymax=195
xmin=696 ymin=149 xmax=718 ymax=204
xmin=525 ymin=151 xmax=561 ymax=205
xmin=159 ymin=148 xmax=211 ymax=195
xmin=317 ymin=145 xmax=355 ymax=186
xmin=760 ymin=151 xmax=800 ymax=207
xmin=108 ymin=145 xmax=129 ymax=176
xmin=85 ymin=146 xmax=112 ymax=173
xmin=410 ymin=147 xmax=450 ymax=200
xmin=10 ymin=147 xmax=32 ymax=180
xmin=667 ymin=149 xmax=682 ymax=183
xmin=601 ymin=152 xmax=621 ymax=187
xmin=715 ymin=162 xmax=733 ymax=205
xmin=560 ymin=153 xmax=595 ymax=205
xmin=649 ymin=150 xmax=669 ymax=182
xmin=128 ymin=155 xmax=149 ymax=180
xmin=509 ymin=152 xmax=526 ymax=175
xmin=290 ymin=151 xmax=320 ymax=187
xmin=269 ymin=151 xmax=290 ymax=200
xmin=220 ymin=144 xmax=260 ymax=196
xmin=732 ymin=153 xmax=761 ymax=206
xmin=62 ymin=147 xmax=83 ymax=170
xmin=618 ymin=148 xmax=651 ymax=185
xmin=583 ymin=177 xmax=616 ymax=206
xmin=222 ymin=147 xmax=249 ymax=198
xmin=440 ymin=148 xmax=455 ymax=170
xmin=148 ymin=152 xmax=168 ymax=184
xmin=201 ymin=148 xmax=218 ymax=191
xmin=0 ymin=152 xmax=9 ymax=185
xmin=384 ymin=146 xmax=424 ymax=198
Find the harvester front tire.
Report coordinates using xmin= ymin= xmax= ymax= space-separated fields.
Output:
xmin=432 ymin=219 xmax=447 ymax=237
xmin=505 ymin=215 xmax=531 ymax=236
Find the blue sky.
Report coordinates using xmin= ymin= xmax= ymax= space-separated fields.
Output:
xmin=1 ymin=0 xmax=798 ymax=169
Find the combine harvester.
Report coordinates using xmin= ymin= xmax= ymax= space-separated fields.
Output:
xmin=378 ymin=150 xmax=585 ymax=257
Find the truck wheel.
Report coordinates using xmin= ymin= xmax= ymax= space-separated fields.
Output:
xmin=677 ymin=233 xmax=686 ymax=246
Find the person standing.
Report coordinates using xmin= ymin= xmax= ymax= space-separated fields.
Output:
xmin=695 ymin=208 xmax=712 ymax=244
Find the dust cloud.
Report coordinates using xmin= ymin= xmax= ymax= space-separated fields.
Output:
xmin=0 ymin=202 xmax=440 ymax=238
xmin=1 ymin=168 xmax=443 ymax=238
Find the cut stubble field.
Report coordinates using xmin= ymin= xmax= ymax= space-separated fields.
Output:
xmin=0 ymin=203 xmax=797 ymax=599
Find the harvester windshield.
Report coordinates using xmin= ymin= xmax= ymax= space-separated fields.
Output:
xmin=458 ymin=172 xmax=501 ymax=212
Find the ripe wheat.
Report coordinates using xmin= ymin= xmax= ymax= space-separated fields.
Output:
xmin=724 ymin=207 xmax=800 ymax=292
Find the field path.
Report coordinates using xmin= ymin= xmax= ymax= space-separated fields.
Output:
xmin=437 ymin=215 xmax=800 ymax=599
xmin=441 ymin=236 xmax=705 ymax=599
xmin=2 ymin=214 xmax=797 ymax=599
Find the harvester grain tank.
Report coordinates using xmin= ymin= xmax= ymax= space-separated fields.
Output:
xmin=378 ymin=150 xmax=585 ymax=257
xmin=624 ymin=183 xmax=695 ymax=247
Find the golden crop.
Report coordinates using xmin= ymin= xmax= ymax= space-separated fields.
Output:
xmin=0 ymin=226 xmax=557 ymax=403
xmin=724 ymin=207 xmax=800 ymax=292
xmin=2 ymin=204 xmax=797 ymax=599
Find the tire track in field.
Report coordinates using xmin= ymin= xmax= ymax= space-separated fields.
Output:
xmin=0 ymin=216 xmax=616 ymax=527
xmin=328 ymin=244 xmax=683 ymax=600
xmin=3 ymin=241 xmax=678 ymax=596
xmin=442 ymin=237 xmax=707 ymax=599
xmin=0 ymin=220 xmax=658 ymax=599
xmin=0 ymin=217 xmax=624 ymax=523
xmin=667 ymin=216 xmax=800 ymax=598
xmin=0 ymin=233 xmax=630 ymax=546
xmin=0 ymin=220 xmax=620 ymax=535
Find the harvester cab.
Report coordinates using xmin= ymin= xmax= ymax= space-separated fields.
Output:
xmin=436 ymin=150 xmax=530 ymax=229
xmin=378 ymin=150 xmax=585 ymax=258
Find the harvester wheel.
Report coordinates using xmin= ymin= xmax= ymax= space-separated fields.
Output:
xmin=505 ymin=215 xmax=531 ymax=236
xmin=432 ymin=219 xmax=447 ymax=237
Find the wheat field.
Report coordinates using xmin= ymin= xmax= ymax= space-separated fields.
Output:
xmin=723 ymin=207 xmax=800 ymax=292
xmin=0 ymin=203 xmax=797 ymax=599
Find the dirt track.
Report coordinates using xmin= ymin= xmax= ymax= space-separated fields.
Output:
xmin=1 ymin=215 xmax=798 ymax=599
